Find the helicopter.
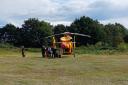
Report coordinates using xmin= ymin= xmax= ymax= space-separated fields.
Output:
xmin=45 ymin=32 xmax=91 ymax=57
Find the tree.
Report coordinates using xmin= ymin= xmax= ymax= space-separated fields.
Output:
xmin=53 ymin=24 xmax=67 ymax=34
xmin=53 ymin=24 xmax=67 ymax=42
xmin=68 ymin=16 xmax=106 ymax=45
xmin=0 ymin=24 xmax=17 ymax=44
xmin=124 ymin=35 xmax=128 ymax=43
xmin=0 ymin=16 xmax=127 ymax=48
xmin=104 ymin=23 xmax=127 ymax=47
xmin=21 ymin=18 xmax=52 ymax=47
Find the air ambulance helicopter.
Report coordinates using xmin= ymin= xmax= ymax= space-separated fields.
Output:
xmin=45 ymin=32 xmax=91 ymax=57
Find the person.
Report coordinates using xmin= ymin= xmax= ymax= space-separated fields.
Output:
xmin=57 ymin=48 xmax=62 ymax=58
xmin=21 ymin=46 xmax=25 ymax=57
xmin=41 ymin=45 xmax=46 ymax=58
xmin=47 ymin=47 xmax=52 ymax=58
xmin=45 ymin=47 xmax=49 ymax=58
xmin=51 ymin=47 xmax=57 ymax=58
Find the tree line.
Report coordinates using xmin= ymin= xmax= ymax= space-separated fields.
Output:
xmin=0 ymin=16 xmax=128 ymax=48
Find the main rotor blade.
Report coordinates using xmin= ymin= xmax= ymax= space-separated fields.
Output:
xmin=53 ymin=42 xmax=76 ymax=44
xmin=72 ymin=33 xmax=91 ymax=37
xmin=45 ymin=33 xmax=67 ymax=38
xmin=45 ymin=32 xmax=91 ymax=38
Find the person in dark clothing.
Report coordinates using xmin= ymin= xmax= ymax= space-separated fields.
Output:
xmin=21 ymin=46 xmax=25 ymax=57
xmin=41 ymin=45 xmax=46 ymax=58
xmin=51 ymin=47 xmax=57 ymax=58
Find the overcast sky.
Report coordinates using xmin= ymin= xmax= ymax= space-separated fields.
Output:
xmin=0 ymin=0 xmax=128 ymax=28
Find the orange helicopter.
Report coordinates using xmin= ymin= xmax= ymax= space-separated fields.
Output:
xmin=45 ymin=32 xmax=90 ymax=57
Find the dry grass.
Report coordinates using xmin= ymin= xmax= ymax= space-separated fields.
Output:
xmin=0 ymin=48 xmax=128 ymax=85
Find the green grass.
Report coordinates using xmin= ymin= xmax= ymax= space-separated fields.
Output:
xmin=0 ymin=48 xmax=128 ymax=85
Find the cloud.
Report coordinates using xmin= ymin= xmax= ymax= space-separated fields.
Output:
xmin=86 ymin=0 xmax=128 ymax=28
xmin=0 ymin=0 xmax=58 ymax=24
xmin=0 ymin=0 xmax=128 ymax=28
xmin=50 ymin=21 xmax=71 ymax=26
xmin=100 ymin=17 xmax=128 ymax=28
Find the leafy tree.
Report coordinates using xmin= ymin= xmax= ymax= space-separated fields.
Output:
xmin=104 ymin=23 xmax=127 ymax=47
xmin=124 ymin=35 xmax=128 ymax=43
xmin=0 ymin=24 xmax=17 ymax=44
xmin=53 ymin=24 xmax=67 ymax=34
xmin=21 ymin=18 xmax=52 ymax=47
xmin=53 ymin=24 xmax=67 ymax=42
xmin=68 ymin=16 xmax=106 ymax=45
xmin=0 ymin=16 xmax=127 ymax=48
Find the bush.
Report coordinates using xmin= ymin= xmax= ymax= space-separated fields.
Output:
xmin=26 ymin=48 xmax=41 ymax=52
xmin=75 ymin=43 xmax=124 ymax=55
xmin=0 ymin=43 xmax=15 ymax=48
xmin=118 ymin=43 xmax=128 ymax=51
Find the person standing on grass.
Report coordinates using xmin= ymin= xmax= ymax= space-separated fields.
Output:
xmin=41 ymin=45 xmax=46 ymax=58
xmin=47 ymin=47 xmax=52 ymax=58
xmin=21 ymin=46 xmax=25 ymax=57
xmin=51 ymin=47 xmax=57 ymax=58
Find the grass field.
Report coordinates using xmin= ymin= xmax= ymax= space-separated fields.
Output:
xmin=0 ymin=48 xmax=128 ymax=85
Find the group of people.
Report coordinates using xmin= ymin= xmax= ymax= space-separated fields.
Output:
xmin=41 ymin=46 xmax=61 ymax=58
xmin=21 ymin=45 xmax=61 ymax=58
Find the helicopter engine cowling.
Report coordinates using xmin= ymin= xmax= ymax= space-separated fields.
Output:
xmin=60 ymin=35 xmax=73 ymax=54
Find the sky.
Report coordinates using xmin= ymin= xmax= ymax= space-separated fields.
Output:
xmin=0 ymin=0 xmax=128 ymax=28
